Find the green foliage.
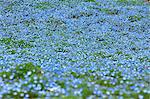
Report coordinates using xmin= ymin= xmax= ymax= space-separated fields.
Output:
xmin=116 ymin=0 xmax=144 ymax=5
xmin=56 ymin=81 xmax=66 ymax=88
xmin=55 ymin=47 xmax=69 ymax=52
xmin=93 ymin=51 xmax=107 ymax=58
xmin=95 ymin=71 xmax=122 ymax=87
xmin=0 ymin=37 xmax=33 ymax=49
xmin=46 ymin=31 xmax=53 ymax=37
xmin=70 ymin=70 xmax=124 ymax=88
xmin=0 ymin=62 xmax=43 ymax=81
xmin=15 ymin=62 xmax=43 ymax=79
xmin=128 ymin=15 xmax=142 ymax=22
xmin=99 ymin=8 xmax=120 ymax=15
xmin=0 ymin=62 xmax=47 ymax=98
xmin=0 ymin=56 xmax=3 ymax=59
xmin=92 ymin=51 xmax=112 ymax=58
xmin=125 ymin=54 xmax=132 ymax=60
xmin=2 ymin=90 xmax=39 ymax=99
xmin=70 ymin=71 xmax=92 ymax=80
xmin=47 ymin=17 xmax=65 ymax=26
xmin=112 ymin=91 xmax=150 ymax=99
xmin=0 ymin=37 xmax=13 ymax=45
xmin=35 ymin=2 xmax=54 ymax=9
xmin=115 ymin=51 xmax=123 ymax=55
xmin=117 ymin=0 xmax=128 ymax=3
xmin=77 ymin=82 xmax=93 ymax=99
xmin=71 ymin=71 xmax=79 ymax=78
xmin=7 ymin=49 xmax=16 ymax=54
xmin=95 ymin=80 xmax=113 ymax=87
xmin=138 ymin=56 xmax=149 ymax=62
xmin=74 ymin=31 xmax=82 ymax=35
xmin=23 ymin=19 xmax=36 ymax=27
xmin=17 ymin=40 xmax=33 ymax=48
xmin=54 ymin=95 xmax=82 ymax=99
xmin=0 ymin=71 xmax=12 ymax=80
xmin=85 ymin=0 xmax=96 ymax=2
xmin=4 ymin=3 xmax=15 ymax=11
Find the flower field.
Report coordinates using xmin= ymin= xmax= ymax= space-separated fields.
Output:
xmin=0 ymin=0 xmax=150 ymax=98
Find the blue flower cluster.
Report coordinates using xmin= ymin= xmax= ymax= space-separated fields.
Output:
xmin=0 ymin=0 xmax=150 ymax=98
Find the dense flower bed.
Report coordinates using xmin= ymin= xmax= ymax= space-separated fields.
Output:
xmin=0 ymin=0 xmax=150 ymax=98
